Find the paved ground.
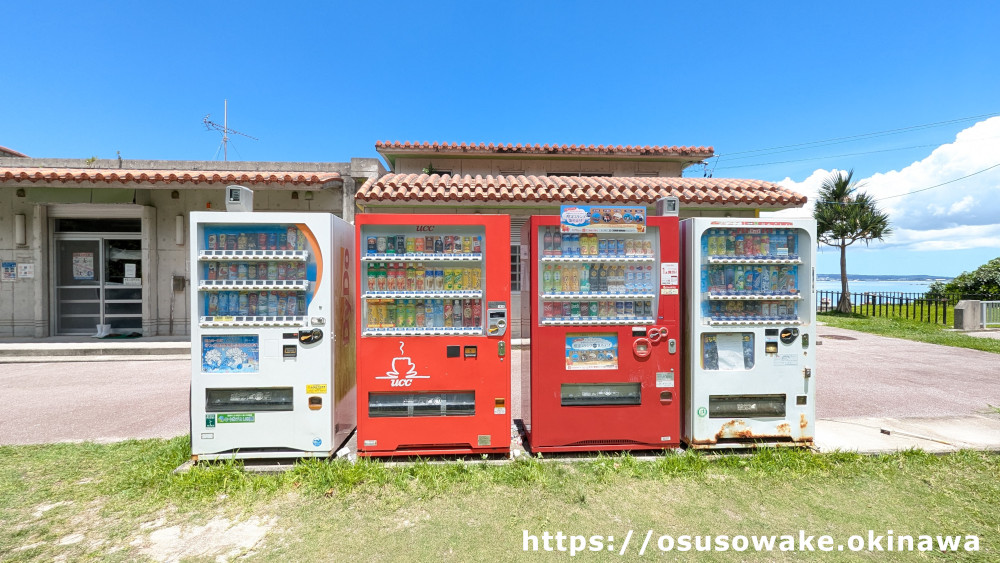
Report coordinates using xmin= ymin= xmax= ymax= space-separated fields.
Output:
xmin=2 ymin=327 xmax=999 ymax=451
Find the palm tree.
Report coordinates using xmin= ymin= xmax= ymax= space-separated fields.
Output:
xmin=814 ymin=170 xmax=893 ymax=313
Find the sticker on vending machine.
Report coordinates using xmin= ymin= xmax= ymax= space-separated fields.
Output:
xmin=660 ymin=262 xmax=679 ymax=287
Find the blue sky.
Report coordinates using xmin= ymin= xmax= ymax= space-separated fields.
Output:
xmin=3 ymin=1 xmax=998 ymax=277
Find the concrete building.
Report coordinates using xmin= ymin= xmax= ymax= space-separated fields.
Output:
xmin=1 ymin=140 xmax=806 ymax=339
xmin=357 ymin=141 xmax=808 ymax=333
xmin=0 ymin=157 xmax=383 ymax=337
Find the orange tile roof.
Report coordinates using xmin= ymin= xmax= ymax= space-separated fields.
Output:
xmin=375 ymin=141 xmax=714 ymax=158
xmin=358 ymin=174 xmax=806 ymax=207
xmin=0 ymin=168 xmax=341 ymax=187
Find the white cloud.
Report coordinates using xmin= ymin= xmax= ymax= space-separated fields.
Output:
xmin=767 ymin=116 xmax=1000 ymax=251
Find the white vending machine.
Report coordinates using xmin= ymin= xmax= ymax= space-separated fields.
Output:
xmin=681 ymin=218 xmax=816 ymax=449
xmin=189 ymin=210 xmax=356 ymax=460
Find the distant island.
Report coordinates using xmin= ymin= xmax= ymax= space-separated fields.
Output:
xmin=816 ymin=274 xmax=952 ymax=282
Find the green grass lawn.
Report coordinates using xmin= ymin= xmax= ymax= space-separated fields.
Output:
xmin=818 ymin=312 xmax=1000 ymax=355
xmin=1 ymin=438 xmax=997 ymax=561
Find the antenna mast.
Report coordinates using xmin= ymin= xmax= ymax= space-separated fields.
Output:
xmin=203 ymin=99 xmax=257 ymax=161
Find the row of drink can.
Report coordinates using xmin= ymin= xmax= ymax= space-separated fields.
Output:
xmin=207 ymin=261 xmax=307 ymax=281
xmin=703 ymin=265 xmax=798 ymax=295
xmin=543 ymin=263 xmax=655 ymax=294
xmin=366 ymin=234 xmax=482 ymax=255
xmin=366 ymin=263 xmax=482 ymax=292
xmin=543 ymin=300 xmax=653 ymax=320
xmin=704 ymin=228 xmax=797 ymax=258
xmin=207 ymin=291 xmax=304 ymax=317
xmin=707 ymin=300 xmax=798 ymax=320
xmin=367 ymin=299 xmax=481 ymax=329
xmin=206 ymin=227 xmax=306 ymax=252
xmin=542 ymin=227 xmax=653 ymax=257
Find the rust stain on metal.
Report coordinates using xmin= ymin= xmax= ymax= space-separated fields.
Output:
xmin=776 ymin=422 xmax=791 ymax=435
xmin=800 ymin=414 xmax=808 ymax=430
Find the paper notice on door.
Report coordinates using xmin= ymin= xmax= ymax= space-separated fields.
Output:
xmin=660 ymin=262 xmax=679 ymax=286
xmin=715 ymin=333 xmax=745 ymax=371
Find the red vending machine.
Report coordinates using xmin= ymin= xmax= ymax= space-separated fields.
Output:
xmin=355 ymin=214 xmax=511 ymax=456
xmin=521 ymin=200 xmax=682 ymax=452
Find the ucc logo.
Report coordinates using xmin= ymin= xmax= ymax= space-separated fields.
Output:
xmin=390 ymin=379 xmax=414 ymax=387
xmin=415 ymin=225 xmax=435 ymax=231
xmin=376 ymin=341 xmax=431 ymax=386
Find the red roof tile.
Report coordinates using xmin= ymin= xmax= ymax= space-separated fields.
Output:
xmin=357 ymin=174 xmax=806 ymax=207
xmin=375 ymin=141 xmax=714 ymax=158
xmin=0 ymin=168 xmax=341 ymax=187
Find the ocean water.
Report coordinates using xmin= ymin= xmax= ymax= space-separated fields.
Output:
xmin=815 ymin=280 xmax=935 ymax=296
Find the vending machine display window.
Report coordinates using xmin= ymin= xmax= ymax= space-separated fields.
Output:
xmin=359 ymin=226 xmax=486 ymax=336
xmin=537 ymin=226 xmax=661 ymax=326
xmin=701 ymin=333 xmax=755 ymax=370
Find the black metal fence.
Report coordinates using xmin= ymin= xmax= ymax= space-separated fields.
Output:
xmin=817 ymin=291 xmax=1000 ymax=325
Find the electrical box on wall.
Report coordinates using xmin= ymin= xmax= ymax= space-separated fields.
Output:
xmin=172 ymin=275 xmax=186 ymax=292
xmin=225 ymin=185 xmax=254 ymax=212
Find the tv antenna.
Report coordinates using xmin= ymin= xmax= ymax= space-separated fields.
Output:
xmin=203 ymin=99 xmax=257 ymax=161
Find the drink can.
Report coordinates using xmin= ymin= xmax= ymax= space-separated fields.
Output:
xmin=284 ymin=227 xmax=297 ymax=250
xmin=208 ymin=293 xmax=218 ymax=315
xmin=444 ymin=235 xmax=454 ymax=253
xmin=463 ymin=236 xmax=471 ymax=253
xmin=589 ymin=301 xmax=598 ymax=317
xmin=562 ymin=302 xmax=572 ymax=318
xmin=226 ymin=233 xmax=237 ymax=250
xmin=462 ymin=268 xmax=472 ymax=290
xmin=625 ymin=239 xmax=635 ymax=256
xmin=235 ymin=233 xmax=246 ymax=250
xmin=207 ymin=233 xmax=218 ymax=250
xmin=367 ymin=236 xmax=377 ymax=254
xmin=393 ymin=235 xmax=404 ymax=255
xmin=237 ymin=263 xmax=248 ymax=280
xmin=275 ymin=293 xmax=285 ymax=316
xmin=624 ymin=301 xmax=634 ymax=318
xmin=642 ymin=301 xmax=652 ymax=318
xmin=473 ymin=236 xmax=482 ymax=253
xmin=615 ymin=301 xmax=625 ymax=318
xmin=278 ymin=232 xmax=287 ymax=250
xmin=265 ymin=232 xmax=276 ymax=250
xmin=218 ymin=233 xmax=227 ymax=250
xmin=598 ymin=238 xmax=608 ymax=256
xmin=643 ymin=240 xmax=653 ymax=257
xmin=266 ymin=262 xmax=277 ymax=279
xmin=425 ymin=236 xmax=434 ymax=253
xmin=443 ymin=269 xmax=454 ymax=291
xmin=277 ymin=263 xmax=287 ymax=280
xmin=543 ymin=301 xmax=554 ymax=319
xmin=376 ymin=236 xmax=387 ymax=253
xmin=616 ymin=239 xmax=625 ymax=256
xmin=238 ymin=292 xmax=249 ymax=316
xmin=248 ymin=292 xmax=258 ymax=316
xmin=256 ymin=233 xmax=266 ymax=250
xmin=207 ymin=262 xmax=217 ymax=280
xmin=229 ymin=263 xmax=238 ymax=279
xmin=570 ymin=302 xmax=580 ymax=317
xmin=415 ymin=237 xmax=425 ymax=253
xmin=434 ymin=236 xmax=444 ymax=254
xmin=287 ymin=295 xmax=298 ymax=316
xmin=406 ymin=237 xmax=415 ymax=254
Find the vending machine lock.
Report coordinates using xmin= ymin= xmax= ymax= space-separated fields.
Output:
xmin=497 ymin=340 xmax=506 ymax=357
xmin=299 ymin=328 xmax=323 ymax=344
xmin=668 ymin=338 xmax=677 ymax=354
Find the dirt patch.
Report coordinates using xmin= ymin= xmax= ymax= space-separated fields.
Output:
xmin=131 ymin=515 xmax=275 ymax=562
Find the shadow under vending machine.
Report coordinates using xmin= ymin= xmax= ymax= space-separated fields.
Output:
xmin=520 ymin=201 xmax=682 ymax=453
xmin=681 ymin=218 xmax=816 ymax=449
xmin=190 ymin=210 xmax=356 ymax=460
xmin=355 ymin=214 xmax=511 ymax=457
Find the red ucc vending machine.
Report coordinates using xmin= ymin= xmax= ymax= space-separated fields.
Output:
xmin=355 ymin=214 xmax=511 ymax=456
xmin=521 ymin=200 xmax=682 ymax=452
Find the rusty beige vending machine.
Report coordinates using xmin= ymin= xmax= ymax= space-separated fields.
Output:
xmin=681 ymin=217 xmax=816 ymax=449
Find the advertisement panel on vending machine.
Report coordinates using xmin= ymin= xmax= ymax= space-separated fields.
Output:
xmin=355 ymin=214 xmax=511 ymax=456
xmin=680 ymin=217 xmax=816 ymax=449
xmin=189 ymin=211 xmax=356 ymax=460
xmin=520 ymin=199 xmax=683 ymax=452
